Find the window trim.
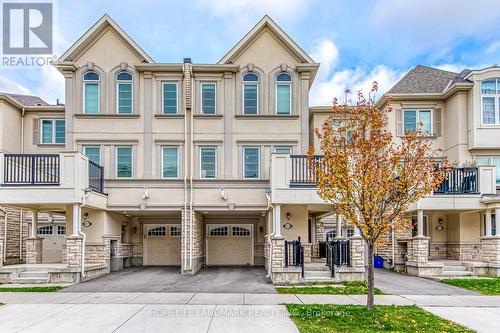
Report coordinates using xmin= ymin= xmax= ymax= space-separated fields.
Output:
xmin=83 ymin=145 xmax=101 ymax=165
xmin=480 ymin=78 xmax=500 ymax=126
xmin=83 ymin=71 xmax=100 ymax=114
xmin=115 ymin=72 xmax=133 ymax=114
xmin=201 ymin=82 xmax=217 ymax=115
xmin=40 ymin=119 xmax=65 ymax=145
xmin=403 ymin=108 xmax=433 ymax=135
xmin=243 ymin=146 xmax=260 ymax=179
xmin=115 ymin=146 xmax=133 ymax=179
xmin=242 ymin=73 xmax=259 ymax=115
xmin=199 ymin=146 xmax=217 ymax=179
xmin=273 ymin=146 xmax=292 ymax=154
xmin=161 ymin=146 xmax=180 ymax=179
xmin=474 ymin=155 xmax=500 ymax=184
xmin=275 ymin=75 xmax=292 ymax=115
xmin=162 ymin=82 xmax=178 ymax=115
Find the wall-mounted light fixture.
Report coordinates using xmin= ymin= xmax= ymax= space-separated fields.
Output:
xmin=132 ymin=226 xmax=138 ymax=234
xmin=82 ymin=213 xmax=92 ymax=227
xmin=286 ymin=212 xmax=291 ymax=220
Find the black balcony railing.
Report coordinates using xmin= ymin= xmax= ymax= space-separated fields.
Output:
xmin=290 ymin=155 xmax=323 ymax=187
xmin=284 ymin=237 xmax=304 ymax=278
xmin=88 ymin=160 xmax=104 ymax=193
xmin=434 ymin=168 xmax=479 ymax=194
xmin=2 ymin=154 xmax=60 ymax=185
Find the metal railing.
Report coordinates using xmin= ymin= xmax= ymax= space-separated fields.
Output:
xmin=290 ymin=155 xmax=323 ymax=187
xmin=88 ymin=160 xmax=104 ymax=193
xmin=2 ymin=154 xmax=60 ymax=185
xmin=325 ymin=239 xmax=351 ymax=277
xmin=434 ymin=168 xmax=479 ymax=194
xmin=284 ymin=237 xmax=304 ymax=278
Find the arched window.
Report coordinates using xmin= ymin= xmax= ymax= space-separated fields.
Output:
xmin=481 ymin=78 xmax=500 ymax=125
xmin=243 ymin=73 xmax=259 ymax=115
xmin=116 ymin=71 xmax=133 ymax=114
xmin=83 ymin=71 xmax=100 ymax=114
xmin=276 ymin=73 xmax=292 ymax=115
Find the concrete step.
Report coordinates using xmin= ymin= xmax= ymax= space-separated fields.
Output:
xmin=19 ymin=271 xmax=50 ymax=279
xmin=304 ymin=270 xmax=333 ymax=278
xmin=304 ymin=264 xmax=330 ymax=271
xmin=303 ymin=277 xmax=337 ymax=283
xmin=11 ymin=277 xmax=50 ymax=284
xmin=443 ymin=265 xmax=468 ymax=272
xmin=443 ymin=270 xmax=475 ymax=277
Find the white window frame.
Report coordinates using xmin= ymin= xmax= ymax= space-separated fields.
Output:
xmin=147 ymin=226 xmax=167 ymax=237
xmin=474 ymin=155 xmax=500 ymax=184
xmin=83 ymin=145 xmax=101 ymax=165
xmin=480 ymin=78 xmax=500 ymax=126
xmin=83 ymin=72 xmax=100 ymax=114
xmin=115 ymin=146 xmax=133 ymax=179
xmin=116 ymin=72 xmax=133 ymax=114
xmin=161 ymin=146 xmax=179 ymax=179
xmin=201 ymin=82 xmax=217 ymax=115
xmin=208 ymin=225 xmax=229 ymax=237
xmin=242 ymin=73 xmax=259 ymax=115
xmin=403 ymin=109 xmax=433 ymax=135
xmin=162 ymin=82 xmax=178 ymax=114
xmin=40 ymin=119 xmax=65 ymax=144
xmin=243 ymin=146 xmax=260 ymax=179
xmin=232 ymin=225 xmax=251 ymax=237
xmin=275 ymin=73 xmax=292 ymax=115
xmin=57 ymin=225 xmax=66 ymax=235
xmin=170 ymin=225 xmax=181 ymax=237
xmin=199 ymin=146 xmax=217 ymax=179
xmin=273 ymin=146 xmax=292 ymax=154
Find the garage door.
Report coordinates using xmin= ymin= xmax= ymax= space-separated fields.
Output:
xmin=39 ymin=224 xmax=66 ymax=263
xmin=206 ymin=224 xmax=253 ymax=266
xmin=144 ymin=224 xmax=181 ymax=266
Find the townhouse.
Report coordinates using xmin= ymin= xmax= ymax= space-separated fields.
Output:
xmin=0 ymin=15 xmax=499 ymax=285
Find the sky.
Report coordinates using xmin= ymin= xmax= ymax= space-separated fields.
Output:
xmin=1 ymin=0 xmax=500 ymax=106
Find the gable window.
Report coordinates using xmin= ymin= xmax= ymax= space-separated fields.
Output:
xmin=83 ymin=71 xmax=100 ymax=114
xmin=116 ymin=146 xmax=133 ymax=178
xmin=41 ymin=119 xmax=65 ymax=144
xmin=273 ymin=146 xmax=292 ymax=154
xmin=403 ymin=109 xmax=432 ymax=135
xmin=201 ymin=83 xmax=216 ymax=114
xmin=475 ymin=156 xmax=500 ymax=184
xmin=200 ymin=147 xmax=216 ymax=179
xmin=243 ymin=73 xmax=258 ymax=115
xmin=163 ymin=83 xmax=177 ymax=114
xmin=162 ymin=147 xmax=179 ymax=178
xmin=83 ymin=146 xmax=101 ymax=165
xmin=481 ymin=79 xmax=500 ymax=125
xmin=116 ymin=72 xmax=133 ymax=114
xmin=243 ymin=147 xmax=260 ymax=179
xmin=276 ymin=73 xmax=292 ymax=115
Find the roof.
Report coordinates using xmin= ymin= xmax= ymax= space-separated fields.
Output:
xmin=2 ymin=93 xmax=48 ymax=106
xmin=58 ymin=14 xmax=153 ymax=63
xmin=218 ymin=15 xmax=315 ymax=65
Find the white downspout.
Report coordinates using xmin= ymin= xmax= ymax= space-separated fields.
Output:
xmin=19 ymin=210 xmax=23 ymax=261
xmin=189 ymin=73 xmax=194 ymax=272
xmin=21 ymin=107 xmax=25 ymax=153
xmin=1 ymin=208 xmax=7 ymax=265
xmin=266 ymin=207 xmax=275 ymax=278
xmin=183 ymin=94 xmax=188 ymax=272
xmin=78 ymin=194 xmax=90 ymax=278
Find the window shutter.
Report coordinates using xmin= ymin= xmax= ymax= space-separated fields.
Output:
xmin=434 ymin=108 xmax=441 ymax=137
xmin=33 ymin=118 xmax=40 ymax=145
xmin=396 ymin=109 xmax=403 ymax=136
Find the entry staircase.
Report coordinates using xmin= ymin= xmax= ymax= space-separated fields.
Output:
xmin=6 ymin=266 xmax=51 ymax=284
xmin=303 ymin=258 xmax=337 ymax=282
xmin=441 ymin=261 xmax=475 ymax=278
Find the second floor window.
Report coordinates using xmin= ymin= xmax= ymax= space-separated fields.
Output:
xmin=163 ymin=83 xmax=177 ymax=114
xmin=481 ymin=79 xmax=500 ymax=125
xmin=273 ymin=146 xmax=292 ymax=154
xmin=403 ymin=109 xmax=432 ymax=135
xmin=83 ymin=146 xmax=101 ymax=165
xmin=243 ymin=73 xmax=258 ymax=114
xmin=116 ymin=72 xmax=133 ymax=114
xmin=201 ymin=83 xmax=216 ymax=114
xmin=243 ymin=147 xmax=260 ymax=179
xmin=475 ymin=156 xmax=500 ymax=184
xmin=276 ymin=73 xmax=292 ymax=115
xmin=162 ymin=147 xmax=179 ymax=178
xmin=83 ymin=71 xmax=100 ymax=114
xmin=116 ymin=146 xmax=132 ymax=178
xmin=41 ymin=119 xmax=65 ymax=144
xmin=200 ymin=147 xmax=216 ymax=179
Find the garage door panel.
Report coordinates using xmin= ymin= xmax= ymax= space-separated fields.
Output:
xmin=207 ymin=224 xmax=253 ymax=266
xmin=144 ymin=224 xmax=181 ymax=266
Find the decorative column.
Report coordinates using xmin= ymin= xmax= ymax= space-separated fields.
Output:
xmin=480 ymin=207 xmax=500 ymax=276
xmin=485 ymin=210 xmax=492 ymax=237
xmin=336 ymin=215 xmax=343 ymax=239
xmin=273 ymin=204 xmax=281 ymax=237
xmin=349 ymin=226 xmax=365 ymax=270
xmin=65 ymin=204 xmax=83 ymax=268
xmin=496 ymin=208 xmax=500 ymax=236
xmin=411 ymin=210 xmax=429 ymax=264
xmin=26 ymin=210 xmax=42 ymax=264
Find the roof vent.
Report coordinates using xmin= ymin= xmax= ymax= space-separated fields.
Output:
xmin=183 ymin=58 xmax=192 ymax=64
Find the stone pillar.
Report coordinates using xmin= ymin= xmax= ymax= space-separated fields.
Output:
xmin=273 ymin=204 xmax=281 ymax=236
xmin=303 ymin=243 xmax=312 ymax=263
xmin=65 ymin=236 xmax=83 ymax=268
xmin=411 ymin=236 xmax=429 ymax=263
xmin=349 ymin=236 xmax=365 ymax=269
xmin=181 ymin=209 xmax=204 ymax=275
xmin=485 ymin=210 xmax=492 ymax=237
xmin=270 ymin=236 xmax=285 ymax=270
xmin=25 ymin=237 xmax=43 ymax=264
xmin=417 ymin=210 xmax=424 ymax=237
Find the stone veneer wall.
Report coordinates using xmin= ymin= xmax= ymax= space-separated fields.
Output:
xmin=446 ymin=243 xmax=482 ymax=261
xmin=64 ymin=236 xmax=83 ymax=268
xmin=25 ymin=238 xmax=43 ymax=264
xmin=0 ymin=207 xmax=31 ymax=264
xmin=254 ymin=241 xmax=265 ymax=266
xmin=375 ymin=227 xmax=412 ymax=265
xmin=181 ymin=210 xmax=205 ymax=274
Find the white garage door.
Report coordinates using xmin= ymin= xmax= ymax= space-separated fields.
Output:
xmin=144 ymin=224 xmax=181 ymax=266
xmin=206 ymin=224 xmax=253 ymax=266
xmin=39 ymin=224 xmax=66 ymax=263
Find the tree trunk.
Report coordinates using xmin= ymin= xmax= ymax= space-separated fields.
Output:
xmin=367 ymin=243 xmax=375 ymax=310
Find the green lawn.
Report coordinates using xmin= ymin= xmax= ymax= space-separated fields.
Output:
xmin=441 ymin=277 xmax=500 ymax=295
xmin=0 ymin=286 xmax=63 ymax=292
xmin=287 ymin=304 xmax=473 ymax=333
xmin=277 ymin=281 xmax=383 ymax=295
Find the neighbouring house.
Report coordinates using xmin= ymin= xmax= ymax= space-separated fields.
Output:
xmin=0 ymin=15 xmax=499 ymax=285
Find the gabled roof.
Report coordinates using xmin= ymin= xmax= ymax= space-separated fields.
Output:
xmin=218 ymin=15 xmax=315 ymax=64
xmin=387 ymin=65 xmax=472 ymax=94
xmin=58 ymin=14 xmax=153 ymax=63
xmin=3 ymin=93 xmax=48 ymax=106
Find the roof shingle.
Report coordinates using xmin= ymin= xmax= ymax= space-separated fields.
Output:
xmin=4 ymin=93 xmax=49 ymax=106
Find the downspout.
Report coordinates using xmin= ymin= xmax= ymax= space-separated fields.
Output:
xmin=19 ymin=210 xmax=23 ymax=261
xmin=79 ymin=193 xmax=90 ymax=278
xmin=391 ymin=228 xmax=395 ymax=268
xmin=183 ymin=88 xmax=188 ymax=272
xmin=189 ymin=72 xmax=194 ymax=272
xmin=1 ymin=208 xmax=7 ymax=265
xmin=21 ymin=107 xmax=25 ymax=153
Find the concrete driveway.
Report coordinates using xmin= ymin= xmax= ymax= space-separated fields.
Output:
xmin=62 ymin=267 xmax=276 ymax=294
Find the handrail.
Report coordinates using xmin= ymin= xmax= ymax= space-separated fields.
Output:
xmin=434 ymin=167 xmax=479 ymax=194
xmin=88 ymin=160 xmax=104 ymax=193
xmin=290 ymin=155 xmax=323 ymax=187
xmin=326 ymin=239 xmax=351 ymax=278
xmin=2 ymin=154 xmax=60 ymax=185
xmin=284 ymin=237 xmax=304 ymax=277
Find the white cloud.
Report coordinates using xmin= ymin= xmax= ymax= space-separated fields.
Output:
xmin=485 ymin=40 xmax=500 ymax=55
xmin=309 ymin=39 xmax=404 ymax=106
xmin=0 ymin=75 xmax=32 ymax=95
xmin=33 ymin=66 xmax=65 ymax=104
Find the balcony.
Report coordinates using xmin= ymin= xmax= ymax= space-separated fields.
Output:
xmin=0 ymin=153 xmax=106 ymax=209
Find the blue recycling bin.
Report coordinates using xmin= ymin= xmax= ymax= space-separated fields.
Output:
xmin=374 ymin=256 xmax=383 ymax=268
